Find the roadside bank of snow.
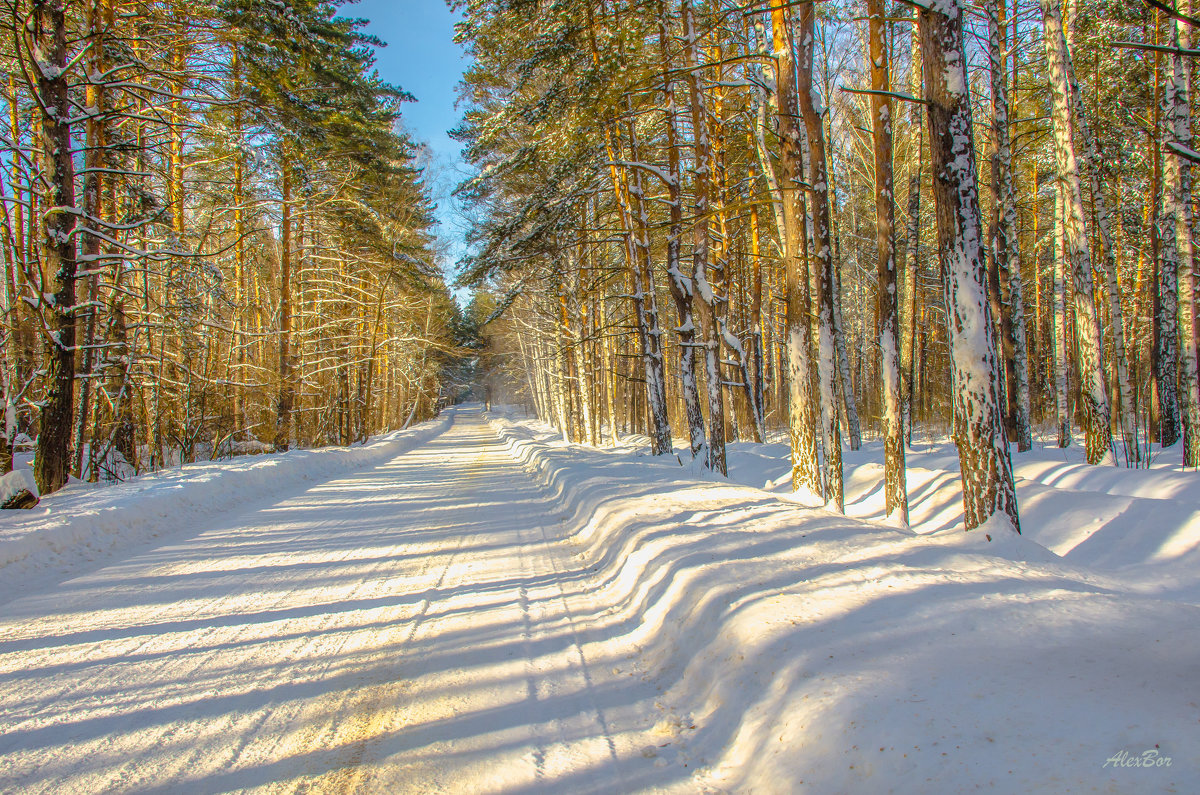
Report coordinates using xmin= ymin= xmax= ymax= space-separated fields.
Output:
xmin=721 ymin=437 xmax=1200 ymax=601
xmin=486 ymin=410 xmax=1199 ymax=793
xmin=0 ymin=411 xmax=453 ymax=603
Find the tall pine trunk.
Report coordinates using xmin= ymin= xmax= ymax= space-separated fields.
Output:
xmin=867 ymin=0 xmax=907 ymax=521
xmin=275 ymin=160 xmax=294 ymax=452
xmin=33 ymin=0 xmax=78 ymax=496
xmin=901 ymin=17 xmax=923 ymax=445
xmin=919 ymin=0 xmax=1020 ymax=532
xmin=659 ymin=7 xmax=706 ymax=456
xmin=586 ymin=2 xmax=672 ymax=456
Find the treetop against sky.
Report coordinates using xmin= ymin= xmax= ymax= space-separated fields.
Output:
xmin=354 ymin=0 xmax=472 ymax=262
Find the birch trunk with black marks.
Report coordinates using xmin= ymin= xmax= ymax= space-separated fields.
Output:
xmin=1054 ymin=187 xmax=1073 ymax=448
xmin=1057 ymin=9 xmax=1136 ymax=462
xmin=1156 ymin=29 xmax=1182 ymax=451
xmin=1165 ymin=17 xmax=1200 ymax=467
xmin=797 ymin=2 xmax=842 ymax=510
xmin=1041 ymin=0 xmax=1112 ymax=465
xmin=682 ymin=0 xmax=726 ymax=475
xmin=986 ymin=0 xmax=1032 ymax=453
xmin=770 ymin=1 xmax=821 ymax=495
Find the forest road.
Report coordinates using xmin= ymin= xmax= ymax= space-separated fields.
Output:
xmin=0 ymin=408 xmax=648 ymax=794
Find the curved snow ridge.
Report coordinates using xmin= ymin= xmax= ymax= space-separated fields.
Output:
xmin=484 ymin=415 xmax=1198 ymax=793
xmin=722 ymin=440 xmax=1200 ymax=596
xmin=1013 ymin=456 xmax=1200 ymax=502
xmin=0 ymin=412 xmax=453 ymax=601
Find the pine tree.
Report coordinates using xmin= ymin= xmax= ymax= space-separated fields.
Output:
xmin=919 ymin=0 xmax=1019 ymax=532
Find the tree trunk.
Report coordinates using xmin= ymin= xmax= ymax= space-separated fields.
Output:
xmin=33 ymin=0 xmax=78 ymax=496
xmin=1166 ymin=17 xmax=1200 ymax=466
xmin=275 ymin=161 xmax=294 ymax=452
xmin=901 ymin=16 xmax=923 ymax=446
xmin=586 ymin=2 xmax=672 ymax=456
xmin=1066 ymin=39 xmax=1138 ymax=464
xmin=682 ymin=0 xmax=726 ymax=475
xmin=659 ymin=9 xmax=707 ymax=456
xmin=987 ymin=0 xmax=1033 ymax=453
xmin=1041 ymin=0 xmax=1112 ymax=464
xmin=770 ymin=1 xmax=821 ymax=496
xmin=1054 ymin=187 xmax=1073 ymax=447
xmin=797 ymin=2 xmax=843 ymax=510
xmin=867 ymin=0 xmax=907 ymax=522
xmin=919 ymin=0 xmax=1020 ymax=532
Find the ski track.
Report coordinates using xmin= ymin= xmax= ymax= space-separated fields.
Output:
xmin=0 ymin=411 xmax=655 ymax=794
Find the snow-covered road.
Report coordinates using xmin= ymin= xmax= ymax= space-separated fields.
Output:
xmin=0 ymin=411 xmax=657 ymax=793
xmin=3 ymin=408 xmax=1198 ymax=793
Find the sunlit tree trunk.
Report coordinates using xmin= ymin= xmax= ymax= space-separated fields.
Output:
xmin=275 ymin=159 xmax=294 ymax=452
xmin=1041 ymin=0 xmax=1112 ymax=464
xmin=986 ymin=0 xmax=1032 ymax=454
xmin=682 ymin=0 xmax=727 ymax=475
xmin=900 ymin=17 xmax=922 ymax=446
xmin=769 ymin=1 xmax=820 ymax=495
xmin=797 ymin=1 xmax=842 ymax=510
xmin=32 ymin=0 xmax=79 ymax=496
xmin=866 ymin=0 xmax=907 ymax=521
xmin=919 ymin=0 xmax=1019 ymax=532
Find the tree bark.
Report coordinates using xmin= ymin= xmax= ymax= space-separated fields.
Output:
xmin=275 ymin=160 xmax=294 ymax=452
xmin=769 ymin=1 xmax=820 ymax=496
xmin=658 ymin=8 xmax=707 ymax=457
xmin=1041 ymin=0 xmax=1112 ymax=464
xmin=900 ymin=16 xmax=922 ymax=446
xmin=867 ymin=0 xmax=907 ymax=521
xmin=1166 ymin=16 xmax=1200 ymax=466
xmin=682 ymin=0 xmax=727 ymax=475
xmin=986 ymin=0 xmax=1032 ymax=453
xmin=797 ymin=2 xmax=843 ymax=510
xmin=33 ymin=0 xmax=78 ymax=496
xmin=1054 ymin=187 xmax=1073 ymax=448
xmin=919 ymin=0 xmax=1020 ymax=532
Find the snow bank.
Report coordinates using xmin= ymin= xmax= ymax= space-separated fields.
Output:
xmin=486 ymin=412 xmax=1199 ymax=793
xmin=719 ymin=437 xmax=1200 ymax=601
xmin=0 ymin=412 xmax=453 ymax=602
xmin=0 ymin=469 xmax=37 ymax=505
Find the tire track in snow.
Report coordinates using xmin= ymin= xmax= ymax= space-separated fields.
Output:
xmin=0 ymin=420 xmax=480 ymax=792
xmin=0 ymin=409 xmax=660 ymax=793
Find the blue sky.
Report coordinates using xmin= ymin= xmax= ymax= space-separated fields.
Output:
xmin=346 ymin=0 xmax=472 ymax=285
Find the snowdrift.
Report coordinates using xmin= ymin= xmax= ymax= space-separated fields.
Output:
xmin=488 ymin=413 xmax=1199 ymax=793
xmin=0 ymin=412 xmax=453 ymax=603
xmin=725 ymin=438 xmax=1200 ymax=601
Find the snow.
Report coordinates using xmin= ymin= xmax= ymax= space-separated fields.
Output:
xmin=0 ymin=413 xmax=452 ymax=605
xmin=0 ymin=469 xmax=37 ymax=505
xmin=0 ymin=406 xmax=1197 ymax=792
xmin=485 ymin=412 xmax=1199 ymax=791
